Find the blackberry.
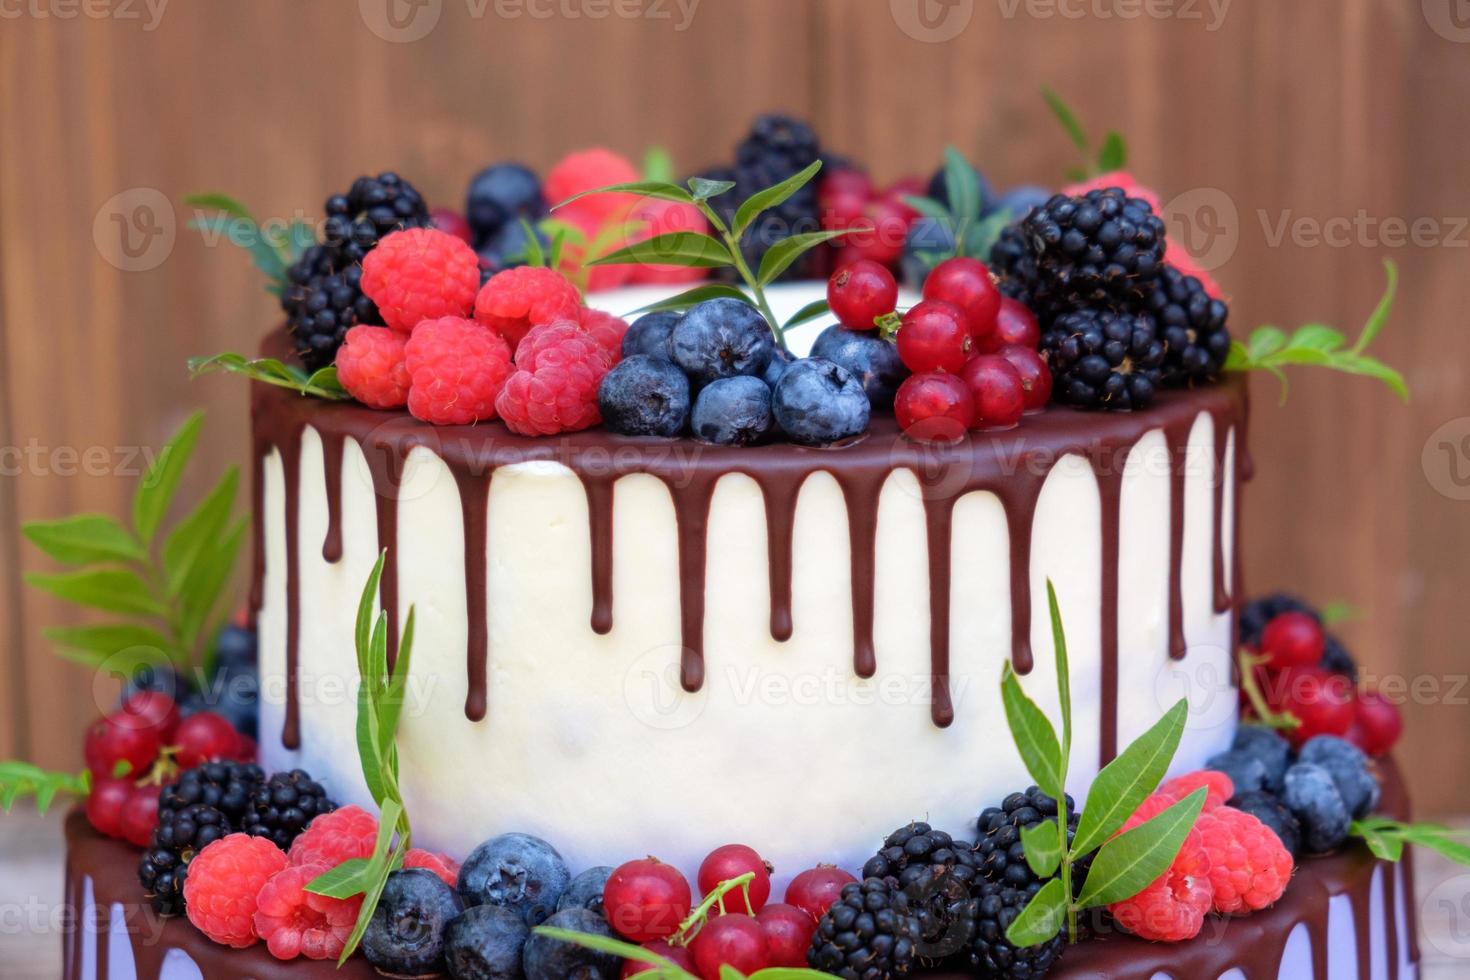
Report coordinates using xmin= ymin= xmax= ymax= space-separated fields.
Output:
xmin=862 ymin=823 xmax=981 ymax=966
xmin=322 ymin=172 xmax=430 ymax=267
xmin=975 ymin=787 xmax=1096 ymax=942
xmin=1240 ymin=593 xmax=1358 ymax=682
xmin=1041 ymin=309 xmax=1165 ymax=411
xmin=242 ymin=769 xmax=336 ymax=849
xmin=138 ymin=803 xmax=230 ymax=915
xmin=159 ymin=761 xmax=263 ymax=826
xmin=953 ymin=880 xmax=1065 ymax=979
xmin=989 ymin=222 xmax=1039 ymax=304
xmin=1020 ymin=188 xmax=1167 ymax=311
xmin=1146 ymin=265 xmax=1231 ymax=385
xmin=807 ymin=877 xmax=922 ymax=980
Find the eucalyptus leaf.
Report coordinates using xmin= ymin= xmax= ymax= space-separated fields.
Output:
xmin=1003 ymin=876 xmax=1067 ymax=948
xmin=1285 ymin=324 xmax=1346 ymax=352
xmin=783 ymin=299 xmax=833 ymax=331
xmin=23 ymin=514 xmax=145 ymax=566
xmin=902 ymin=195 xmax=952 ymax=223
xmin=554 ymin=180 xmax=694 ymax=213
xmin=1096 ymin=131 xmax=1128 ymax=172
xmin=643 ymin=146 xmax=676 ymax=184
xmin=942 ymin=147 xmax=981 ymax=223
xmin=305 ymin=858 xmax=375 ymax=898
xmin=1043 ymin=88 xmax=1090 ymax=155
xmin=757 ymin=230 xmax=846 ymax=286
xmin=187 ymin=215 xmax=287 ymax=285
xmin=176 ymin=518 xmax=246 ymax=647
xmin=629 ymin=283 xmax=751 ymax=316
xmin=1001 ymin=664 xmax=1065 ymax=802
xmin=163 ymin=467 xmax=240 ymax=595
xmin=0 ymin=764 xmax=90 ymax=816
xmin=532 ymin=927 xmax=679 ymax=966
xmin=1045 ymin=581 xmax=1073 ymax=761
xmin=188 ymin=353 xmax=350 ymax=400
xmin=1072 ymin=699 xmax=1188 ymax=856
xmin=1020 ymin=819 xmax=1062 ymax=878
xmin=134 ymin=408 xmax=205 ymax=543
xmin=687 ymin=177 xmax=737 ymax=203
xmin=733 ymin=160 xmax=824 ymax=238
xmin=591 ymin=232 xmax=734 ymax=269
xmin=24 ymin=569 xmax=164 ymax=617
xmin=1352 ymin=259 xmax=1398 ymax=355
xmin=1076 ymin=788 xmax=1207 ymax=908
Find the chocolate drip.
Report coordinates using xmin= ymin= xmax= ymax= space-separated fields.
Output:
xmin=278 ymin=427 xmax=303 ymax=750
xmin=455 ymin=470 xmax=492 ymax=723
xmin=668 ymin=474 xmax=717 ymax=692
xmin=1166 ymin=446 xmax=1188 ymax=660
xmin=922 ymin=491 xmax=958 ymax=728
xmin=1211 ymin=424 xmax=1232 ymax=613
xmin=248 ymin=427 xmax=266 ymax=617
xmin=1000 ymin=486 xmax=1041 ymax=676
xmin=584 ymin=477 xmax=615 ymax=635
xmin=360 ymin=440 xmax=404 ymax=670
xmin=1385 ymin=864 xmax=1400 ymax=980
xmin=835 ymin=471 xmax=882 ymax=679
xmin=1096 ymin=460 xmax=1125 ymax=766
xmin=320 ymin=432 xmax=346 ymax=564
xmin=757 ymin=476 xmax=803 ymax=643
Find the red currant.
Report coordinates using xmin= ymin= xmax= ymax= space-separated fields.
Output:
xmin=235 ymin=733 xmax=258 ymax=763
xmin=842 ymin=198 xmax=911 ymax=266
xmin=83 ymin=714 xmax=162 ymax=779
xmin=995 ymin=345 xmax=1053 ymax=412
xmin=896 ymin=300 xmax=970 ymax=373
xmin=690 ymin=913 xmax=769 ymax=980
xmin=118 ymin=690 xmax=180 ymax=741
xmin=1352 ymin=689 xmax=1403 ymax=756
xmin=922 ymin=257 xmax=1001 ymax=348
xmin=697 ymin=845 xmax=772 ymax=915
xmin=984 ymin=297 xmax=1041 ymax=352
xmin=604 ymin=857 xmax=693 ymax=943
xmin=120 ymin=783 xmax=162 ymax=847
xmin=173 ymin=711 xmax=242 ymax=768
xmin=959 ymin=355 xmax=1026 ymax=430
xmin=1271 ymin=666 xmax=1357 ymax=747
xmin=895 ymin=372 xmax=975 ymax=443
xmin=84 ymin=777 xmax=133 ymax=838
xmin=879 ymin=176 xmax=926 ymax=221
xmin=784 ymin=865 xmax=856 ymax=922
xmin=818 ymin=170 xmax=874 ymax=230
xmin=621 ymin=940 xmax=696 ymax=978
xmin=827 ymin=259 xmax=898 ymax=331
xmin=1260 ymin=612 xmax=1325 ymax=670
xmin=755 ymin=903 xmax=817 ymax=967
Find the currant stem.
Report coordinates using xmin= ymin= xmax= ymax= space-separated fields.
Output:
xmin=672 ymin=871 xmax=756 ymax=945
xmin=1237 ymin=649 xmax=1301 ymax=731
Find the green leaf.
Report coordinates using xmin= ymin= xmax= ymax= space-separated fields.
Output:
xmin=733 ymin=160 xmax=823 ymax=239
xmin=378 ymin=607 xmax=416 ymax=754
xmin=1319 ymin=600 xmax=1359 ymax=627
xmin=1285 ymin=324 xmax=1346 ymax=352
xmin=188 ymin=353 xmax=350 ymax=400
xmin=748 ymin=970 xmax=837 ymax=980
xmin=163 ymin=467 xmax=240 ymax=596
xmin=1020 ymin=819 xmax=1062 ymax=878
xmin=628 ymin=283 xmax=752 ymax=316
xmin=1004 ymin=876 xmax=1067 ymax=948
xmin=23 ymin=514 xmax=145 ymax=566
xmin=757 ymin=230 xmax=847 ymax=286
xmin=1247 ymin=326 xmax=1289 ymax=360
xmin=901 ymin=195 xmax=952 ymax=223
xmin=963 ymin=211 xmax=1013 ymax=261
xmin=687 ymin=177 xmax=736 ymax=203
xmin=590 ymin=232 xmax=734 ymax=269
xmin=1332 ymin=353 xmax=1409 ymax=401
xmin=24 ymin=569 xmax=164 ymax=617
xmin=942 ymin=147 xmax=981 ymax=223
xmin=642 ymin=146 xmax=675 ymax=183
xmin=133 ymin=411 xmax=203 ymax=545
xmin=187 ymin=215 xmax=287 ymax=285
xmin=1076 ymin=788 xmax=1207 ymax=908
xmin=43 ymin=624 xmax=173 ymax=663
xmin=1045 ymin=581 xmax=1073 ymax=762
xmin=1351 ymin=259 xmax=1398 ymax=355
xmin=0 ymin=764 xmax=90 ymax=815
xmin=783 ymin=299 xmax=833 ymax=332
xmin=1043 ymin=88 xmax=1090 ymax=155
xmin=519 ymin=218 xmax=547 ymax=268
xmin=1001 ymin=663 xmax=1065 ymax=801
xmin=554 ymin=180 xmax=694 ymax=213
xmin=304 ymin=858 xmax=376 ymax=898
xmin=1351 ymin=821 xmax=1405 ymax=862
xmin=175 ymin=517 xmax=246 ymax=648
xmin=533 ymin=927 xmax=684 ymax=969
xmin=1073 ymin=699 xmax=1188 ymax=855
xmin=182 ymin=192 xmax=254 ymax=220
xmin=1096 ymin=131 xmax=1128 ymax=172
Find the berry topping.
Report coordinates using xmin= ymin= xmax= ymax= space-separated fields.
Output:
xmin=895 ymin=372 xmax=975 ymax=443
xmin=922 ymin=256 xmax=1001 ymax=347
xmin=1148 ymin=264 xmax=1231 ymax=385
xmin=1204 ymin=750 xmax=1270 ymax=796
xmin=985 ymin=296 xmax=1042 ymax=352
xmin=287 ymin=803 xmax=379 ymax=868
xmin=959 ymin=354 xmax=1026 ymax=430
xmin=253 ymin=862 xmax=363 ymax=961
xmin=524 ymin=907 xmax=622 ymax=980
xmin=1019 ymin=187 xmax=1167 ymax=313
xmin=474 ymin=266 xmax=582 ymax=348
xmin=1108 ymin=796 xmax=1212 ymax=942
xmin=1271 ymin=666 xmax=1358 ymax=746
xmin=458 ymin=832 xmax=572 ymax=926
xmin=669 ymin=298 xmax=776 ymax=385
xmin=1282 ymin=762 xmax=1352 ymax=853
xmin=603 ymin=856 xmax=693 ymax=943
xmin=120 ymin=783 xmax=162 ymax=848
xmin=810 ymin=326 xmax=908 ymax=410
xmin=84 ymin=713 xmax=161 ymax=779
xmin=403 ymin=316 xmax=514 ymax=426
xmin=1195 ymin=805 xmax=1293 ymax=914
xmin=545 ymin=148 xmax=641 ymax=227
xmin=117 ymin=690 xmax=181 ymax=741
xmin=172 ymin=711 xmax=241 ymax=769
xmin=360 ymin=227 xmax=481 ymax=333
xmin=975 ymin=786 xmax=1084 ymax=893
xmin=335 ymin=325 xmax=411 ymax=410
xmin=1260 ymin=611 xmax=1326 ymax=669
xmin=139 ymin=802 xmax=232 ymax=915
xmin=697 ymin=844 xmax=772 ymax=916
xmin=466 ymin=163 xmax=546 ymax=248
xmin=404 ymin=848 xmax=463 ymax=889
xmin=429 ymin=207 xmax=473 ymax=244
xmin=558 ymin=866 xmax=615 ymax=916
xmin=896 ymin=299 xmax=971 ymax=374
xmin=771 ymin=358 xmax=871 ymax=446
xmin=621 ymin=311 xmax=680 ymax=361
xmin=362 ymin=868 xmax=465 ymax=977
xmin=784 ymin=865 xmax=857 ymax=923
xmin=184 ymin=833 xmax=289 ymax=948
xmin=158 ymin=761 xmax=263 ymax=826
xmin=691 ymin=376 xmax=776 ymax=447
xmin=1230 ymin=725 xmax=1292 ymax=793
xmin=1157 ymin=770 xmax=1234 ymax=811
xmin=599 ymin=355 xmax=693 ymax=437
xmin=691 ymin=912 xmax=769 ymax=978
xmin=756 ymin=903 xmax=818 ymax=967
xmin=1352 ymin=689 xmax=1404 ymax=757
xmin=807 ymin=878 xmax=920 ymax=979
xmin=577 ymin=306 xmax=631 ymax=358
xmin=495 ymin=321 xmax=613 ymax=436
xmin=85 ymin=777 xmax=133 ymax=839
xmin=1298 ymin=735 xmax=1381 ymax=819
xmin=828 ymin=259 xmax=898 ymax=331
xmin=445 ymin=904 xmax=532 ymax=980
xmin=1230 ymin=790 xmax=1303 ymax=858
xmin=994 ymin=345 xmax=1052 ymax=413
xmin=1041 ymin=308 xmax=1164 ymax=411
xmin=243 ymin=769 xmax=336 ymax=850
xmin=957 ymin=880 xmax=1066 ymax=977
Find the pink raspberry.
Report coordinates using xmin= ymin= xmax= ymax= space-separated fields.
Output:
xmin=288 ymin=804 xmax=378 ymax=868
xmin=496 ymin=321 xmax=612 ymax=436
xmin=474 ymin=266 xmax=582 ymax=347
xmin=556 ymin=208 xmax=636 ymax=294
xmin=576 ymin=307 xmax=629 ymax=359
xmin=335 ymin=326 xmax=410 ymax=409
xmin=361 ymin=228 xmax=481 ymax=334
xmin=545 ymin=148 xmax=640 ymax=226
xmin=404 ymin=316 xmax=514 ymax=426
xmin=1157 ymin=770 xmax=1234 ymax=811
xmin=1196 ymin=806 xmax=1293 ymax=914
xmin=628 ymin=198 xmax=712 ymax=286
xmin=404 ymin=848 xmax=461 ymax=888
xmin=253 ymin=863 xmax=362 ymax=961
xmin=1108 ymin=799 xmax=1214 ymax=942
xmin=183 ymin=833 xmax=289 ymax=948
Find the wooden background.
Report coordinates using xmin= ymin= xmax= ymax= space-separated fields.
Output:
xmin=2 ymin=1 xmax=1468 ymax=815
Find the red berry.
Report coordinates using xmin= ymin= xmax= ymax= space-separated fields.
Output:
xmin=254 ymin=862 xmax=362 ymax=960
xmin=690 ymin=913 xmax=769 ymax=980
xmin=698 ymin=844 xmax=772 ymax=916
xmin=842 ymin=198 xmax=911 ymax=266
xmin=405 ymin=316 xmax=514 ymax=426
xmin=819 ymin=170 xmax=874 ymax=231
xmin=474 ymin=266 xmax=582 ymax=348
xmin=337 ymin=325 xmax=411 ymax=410
xmin=290 ymin=804 xmax=379 ymax=868
xmin=1195 ymin=807 xmax=1293 ymax=914
xmin=1260 ymin=612 xmax=1325 ymax=669
xmin=120 ymin=784 xmax=162 ymax=847
xmin=186 ymin=834 xmax=291 ymax=949
xmin=604 ymin=857 xmax=693 ymax=943
xmin=922 ymin=257 xmax=1001 ymax=348
xmin=755 ymin=903 xmax=816 ymax=967
xmin=1157 ymin=770 xmax=1234 ymax=811
xmin=895 ymin=372 xmax=975 ymax=443
xmin=84 ymin=714 xmax=161 ymax=779
xmin=496 ymin=321 xmax=613 ymax=437
xmin=173 ymin=711 xmax=242 ymax=768
xmin=430 ymin=207 xmax=473 ymax=244
xmin=85 ymin=777 xmax=133 ymax=838
xmin=1353 ymin=689 xmax=1404 ymax=756
xmin=958 ymin=355 xmax=1026 ymax=429
xmin=827 ymin=260 xmax=898 ymax=331
xmin=621 ymin=940 xmax=696 ymax=978
xmin=117 ymin=690 xmax=181 ymax=741
xmin=1272 ymin=666 xmax=1358 ymax=746
xmin=983 ymin=297 xmax=1042 ymax=353
xmin=995 ymin=345 xmax=1053 ymax=412
xmin=361 ymin=227 xmax=482 ymax=334
xmin=880 ymin=176 xmax=927 ymax=219
xmin=896 ymin=300 xmax=970 ymax=373
xmin=784 ymin=866 xmax=857 ymax=922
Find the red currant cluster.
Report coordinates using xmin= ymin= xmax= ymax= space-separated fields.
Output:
xmin=83 ymin=689 xmax=253 ymax=847
xmin=604 ymin=844 xmax=856 ymax=978
xmin=817 ymin=169 xmax=925 ymax=268
xmin=1245 ymin=612 xmax=1403 ymax=755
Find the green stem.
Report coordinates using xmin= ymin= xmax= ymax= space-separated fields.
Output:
xmin=1238 ymin=650 xmax=1301 ymax=731
xmin=724 ymin=235 xmax=784 ymax=350
xmin=672 ymin=872 xmax=755 ymax=945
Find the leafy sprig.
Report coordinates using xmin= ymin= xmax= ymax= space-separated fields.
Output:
xmin=1224 ymin=260 xmax=1407 ymax=402
xmin=534 ymin=924 xmax=830 ymax=980
xmin=1042 ymin=88 xmax=1128 ymax=183
xmin=0 ymin=763 xmax=92 ymax=815
xmin=555 ymin=161 xmax=847 ymax=349
xmin=187 ymin=353 xmax=349 ymax=401
xmin=1353 ymin=816 xmax=1470 ymax=865
xmin=183 ymin=193 xmax=315 ymax=297
xmin=23 ymin=413 xmax=245 ymax=672
xmin=901 ymin=146 xmax=1012 ymax=271
xmin=1003 ymin=582 xmax=1206 ymax=947
xmin=305 ymin=552 xmax=417 ymax=965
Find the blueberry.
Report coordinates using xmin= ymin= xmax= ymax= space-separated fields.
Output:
xmin=926 ymin=160 xmax=992 ymax=215
xmin=459 ymin=833 xmax=571 ymax=926
xmin=1282 ymin=762 xmax=1352 ymax=853
xmin=1298 ymin=735 xmax=1381 ymax=819
xmin=467 ymin=163 xmax=546 ymax=245
xmin=121 ymin=662 xmax=194 ymax=704
xmin=443 ymin=904 xmax=530 ymax=980
xmin=598 ymin=355 xmax=691 ymax=437
xmin=986 ymin=185 xmax=1052 ymax=221
xmin=762 ymin=346 xmax=794 ymax=389
xmin=622 ymin=312 xmax=681 ymax=361
xmin=670 ymin=298 xmax=775 ymax=385
xmin=362 ymin=868 xmax=465 ymax=977
xmin=1230 ymin=790 xmax=1303 ymax=858
xmin=810 ymin=325 xmax=908 ymax=409
xmin=185 ymin=663 xmax=259 ymax=740
xmin=900 ymin=216 xmax=957 ymax=289
xmin=522 ymin=908 xmax=620 ymax=980
xmin=691 ymin=377 xmax=775 ymax=447
xmin=772 ymin=358 xmax=871 ymax=446
xmin=556 ymin=866 xmax=613 ymax=915
xmin=1206 ymin=750 xmax=1269 ymax=797
xmin=1231 ymin=725 xmax=1292 ymax=793
xmin=212 ymin=625 xmax=257 ymax=674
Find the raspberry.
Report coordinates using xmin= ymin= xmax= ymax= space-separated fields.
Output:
xmin=496 ymin=322 xmax=613 ymax=436
xmin=1109 ymin=799 xmax=1213 ymax=942
xmin=288 ymin=804 xmax=378 ymax=868
xmin=360 ymin=227 xmax=481 ymax=334
xmin=576 ymin=307 xmax=629 ymax=358
xmin=335 ymin=326 xmax=410 ymax=409
xmin=474 ymin=266 xmax=582 ymax=347
xmin=544 ymin=148 xmax=640 ymax=226
xmin=404 ymin=848 xmax=462 ymax=888
xmin=1195 ymin=806 xmax=1293 ymax=914
xmin=404 ymin=316 xmax=514 ymax=426
xmin=254 ymin=863 xmax=363 ymax=961
xmin=183 ymin=833 xmax=289 ymax=948
xmin=1157 ymin=770 xmax=1234 ymax=811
